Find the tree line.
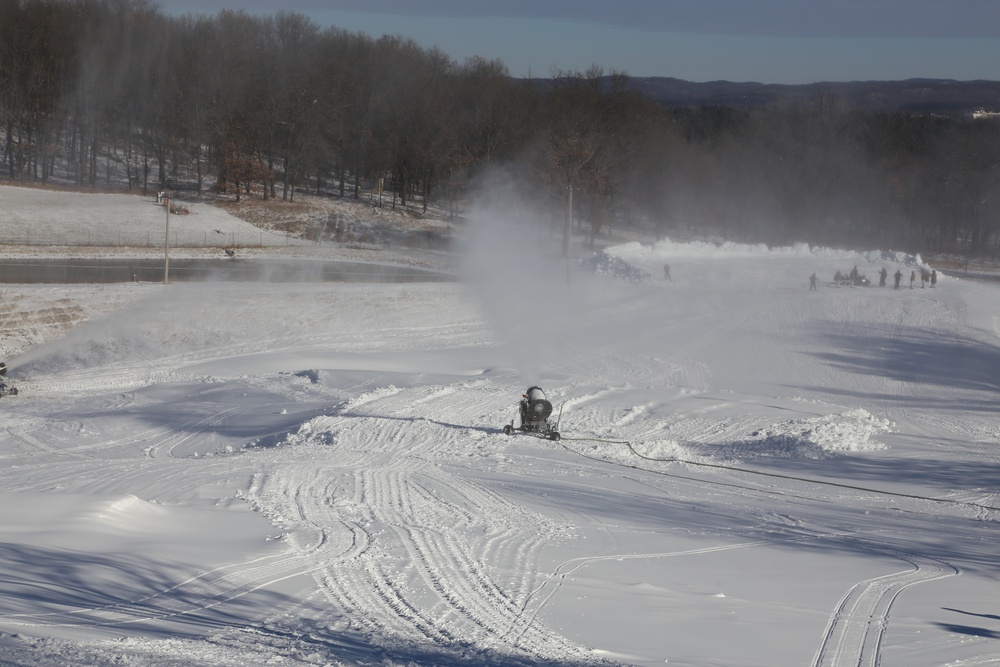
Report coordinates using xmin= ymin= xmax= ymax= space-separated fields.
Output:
xmin=2 ymin=0 xmax=999 ymax=256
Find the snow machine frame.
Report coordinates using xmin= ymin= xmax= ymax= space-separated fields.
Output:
xmin=503 ymin=389 xmax=562 ymax=441
xmin=0 ymin=362 xmax=16 ymax=397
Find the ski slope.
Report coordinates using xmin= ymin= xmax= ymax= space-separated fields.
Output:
xmin=1 ymin=195 xmax=999 ymax=666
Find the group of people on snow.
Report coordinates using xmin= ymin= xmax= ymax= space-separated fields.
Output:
xmin=819 ymin=266 xmax=937 ymax=290
xmin=832 ymin=265 xmax=870 ymax=287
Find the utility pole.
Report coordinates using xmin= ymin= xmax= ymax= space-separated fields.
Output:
xmin=564 ymin=184 xmax=573 ymax=283
xmin=163 ymin=197 xmax=170 ymax=284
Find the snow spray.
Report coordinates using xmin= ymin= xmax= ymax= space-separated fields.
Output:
xmin=457 ymin=171 xmax=636 ymax=385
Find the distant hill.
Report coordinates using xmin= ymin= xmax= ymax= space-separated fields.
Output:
xmin=622 ymin=77 xmax=1000 ymax=114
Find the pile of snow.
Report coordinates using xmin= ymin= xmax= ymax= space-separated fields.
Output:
xmin=281 ymin=417 xmax=340 ymax=448
xmin=567 ymin=409 xmax=890 ymax=467
xmin=718 ymin=409 xmax=892 ymax=460
xmin=579 ymin=250 xmax=652 ymax=283
xmin=869 ymin=249 xmax=928 ymax=269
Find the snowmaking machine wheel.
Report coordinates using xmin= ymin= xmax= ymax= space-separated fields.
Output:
xmin=503 ymin=424 xmax=513 ymax=436
xmin=550 ymin=431 xmax=560 ymax=441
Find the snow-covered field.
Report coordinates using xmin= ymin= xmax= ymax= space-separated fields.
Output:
xmin=0 ymin=185 xmax=297 ymax=249
xmin=1 ymin=187 xmax=999 ymax=666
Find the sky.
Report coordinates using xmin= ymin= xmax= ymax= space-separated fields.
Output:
xmin=154 ymin=0 xmax=1000 ymax=84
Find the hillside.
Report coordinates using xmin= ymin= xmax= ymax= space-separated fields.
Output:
xmin=1 ymin=187 xmax=1000 ymax=666
xmin=626 ymin=77 xmax=1000 ymax=113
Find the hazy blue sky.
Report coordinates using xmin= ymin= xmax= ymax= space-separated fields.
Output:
xmin=156 ymin=1 xmax=1000 ymax=84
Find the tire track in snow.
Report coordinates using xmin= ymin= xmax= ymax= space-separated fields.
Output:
xmin=549 ymin=427 xmax=969 ymax=667
xmin=338 ymin=425 xmax=578 ymax=656
xmin=143 ymin=406 xmax=243 ymax=459
xmin=2 ymin=398 xmax=245 ymax=461
xmin=248 ymin=382 xmax=597 ymax=663
xmin=510 ymin=531 xmax=846 ymax=649
xmin=392 ymin=469 xmax=578 ymax=654
xmin=386 ymin=380 xmax=572 ymax=642
xmin=3 ymin=547 xmax=318 ymax=632
xmin=411 ymin=473 xmax=552 ymax=625
xmin=811 ymin=541 xmax=958 ymax=667
xmin=248 ymin=417 xmax=455 ymax=646
xmin=2 ymin=420 xmax=93 ymax=460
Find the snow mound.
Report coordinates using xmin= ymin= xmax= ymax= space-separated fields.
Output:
xmin=579 ymin=251 xmax=651 ymax=283
xmin=604 ymin=239 xmax=933 ymax=273
xmin=627 ymin=239 xmax=815 ymax=259
xmin=280 ymin=416 xmax=340 ymax=447
xmin=711 ymin=409 xmax=891 ymax=461
xmin=99 ymin=494 xmax=164 ymax=518
xmin=630 ymin=439 xmax=685 ymax=461
xmin=69 ymin=495 xmax=171 ymax=533
xmin=868 ymin=249 xmax=927 ymax=269
xmin=608 ymin=239 xmax=843 ymax=262
xmin=344 ymin=384 xmax=401 ymax=409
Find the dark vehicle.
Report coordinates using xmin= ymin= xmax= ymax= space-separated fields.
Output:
xmin=0 ymin=362 xmax=17 ymax=397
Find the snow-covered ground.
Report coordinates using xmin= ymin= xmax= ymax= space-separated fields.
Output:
xmin=0 ymin=185 xmax=298 ymax=249
xmin=1 ymin=187 xmax=999 ymax=666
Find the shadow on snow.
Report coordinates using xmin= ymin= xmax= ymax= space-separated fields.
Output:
xmin=0 ymin=542 xmax=599 ymax=666
xmin=0 ymin=542 xmax=290 ymax=638
xmin=799 ymin=322 xmax=1000 ymax=405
